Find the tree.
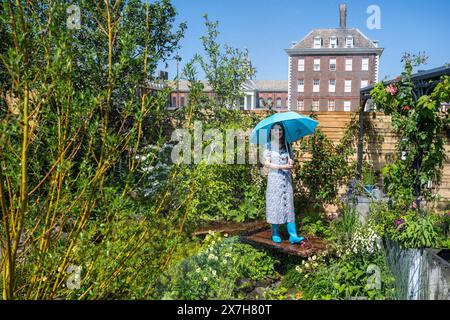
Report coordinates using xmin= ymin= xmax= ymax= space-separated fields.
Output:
xmin=0 ymin=0 xmax=186 ymax=299
xmin=194 ymin=14 xmax=255 ymax=109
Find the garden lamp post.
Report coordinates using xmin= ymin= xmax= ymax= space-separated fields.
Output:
xmin=175 ymin=53 xmax=181 ymax=109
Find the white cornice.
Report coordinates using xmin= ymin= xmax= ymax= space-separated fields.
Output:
xmin=285 ymin=47 xmax=384 ymax=55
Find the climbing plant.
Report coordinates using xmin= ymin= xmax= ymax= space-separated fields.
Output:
xmin=370 ymin=53 xmax=450 ymax=208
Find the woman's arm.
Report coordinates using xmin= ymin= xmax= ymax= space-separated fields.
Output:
xmin=264 ymin=160 xmax=292 ymax=170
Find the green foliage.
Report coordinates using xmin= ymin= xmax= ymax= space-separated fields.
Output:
xmin=368 ymin=202 xmax=449 ymax=249
xmin=280 ymin=251 xmax=395 ymax=300
xmin=0 ymin=0 xmax=188 ymax=299
xmin=301 ymin=216 xmax=332 ymax=239
xmin=329 ymin=204 xmax=359 ymax=242
xmin=370 ymin=53 xmax=450 ymax=205
xmin=195 ymin=14 xmax=256 ymax=108
xmin=297 ymin=116 xmax=359 ymax=205
xmin=392 ymin=214 xmax=439 ymax=248
xmin=162 ymin=15 xmax=265 ymax=225
xmin=151 ymin=233 xmax=277 ymax=300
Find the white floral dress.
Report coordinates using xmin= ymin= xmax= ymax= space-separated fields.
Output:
xmin=263 ymin=142 xmax=295 ymax=224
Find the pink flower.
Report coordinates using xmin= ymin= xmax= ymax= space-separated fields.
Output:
xmin=395 ymin=76 xmax=401 ymax=82
xmin=394 ymin=219 xmax=405 ymax=227
xmin=385 ymin=84 xmax=397 ymax=96
xmin=403 ymin=105 xmax=410 ymax=111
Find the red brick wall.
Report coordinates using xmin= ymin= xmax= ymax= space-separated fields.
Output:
xmin=289 ymin=54 xmax=377 ymax=112
xmin=169 ymin=91 xmax=290 ymax=110
xmin=257 ymin=91 xmax=289 ymax=109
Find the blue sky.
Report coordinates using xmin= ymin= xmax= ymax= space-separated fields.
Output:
xmin=161 ymin=0 xmax=450 ymax=81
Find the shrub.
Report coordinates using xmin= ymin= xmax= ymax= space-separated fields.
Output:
xmin=151 ymin=233 xmax=277 ymax=300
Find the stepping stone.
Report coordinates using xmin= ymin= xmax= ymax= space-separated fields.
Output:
xmin=240 ymin=228 xmax=328 ymax=258
xmin=193 ymin=220 xmax=268 ymax=237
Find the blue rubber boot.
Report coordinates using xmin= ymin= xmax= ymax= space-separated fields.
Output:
xmin=286 ymin=222 xmax=304 ymax=244
xmin=271 ymin=224 xmax=282 ymax=243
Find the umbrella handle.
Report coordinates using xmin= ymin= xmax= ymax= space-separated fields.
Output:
xmin=284 ymin=138 xmax=291 ymax=162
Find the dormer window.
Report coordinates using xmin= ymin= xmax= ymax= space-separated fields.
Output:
xmin=313 ymin=36 xmax=322 ymax=48
xmin=346 ymin=36 xmax=354 ymax=48
xmin=329 ymin=36 xmax=338 ymax=48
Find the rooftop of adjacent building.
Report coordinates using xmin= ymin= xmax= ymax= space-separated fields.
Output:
xmin=286 ymin=3 xmax=382 ymax=54
xmin=290 ymin=28 xmax=379 ymax=50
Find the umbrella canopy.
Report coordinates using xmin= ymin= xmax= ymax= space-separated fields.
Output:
xmin=249 ymin=111 xmax=319 ymax=145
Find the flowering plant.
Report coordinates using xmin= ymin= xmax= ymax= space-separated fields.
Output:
xmin=349 ymin=224 xmax=382 ymax=255
xmin=370 ymin=52 xmax=450 ymax=205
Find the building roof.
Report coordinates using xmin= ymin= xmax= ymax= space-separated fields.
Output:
xmin=169 ymin=80 xmax=213 ymax=92
xmin=252 ymin=80 xmax=288 ymax=92
xmin=292 ymin=28 xmax=378 ymax=49
xmin=286 ymin=28 xmax=383 ymax=55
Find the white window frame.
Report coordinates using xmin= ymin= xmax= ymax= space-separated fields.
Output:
xmin=345 ymin=58 xmax=352 ymax=71
xmin=329 ymin=36 xmax=338 ymax=48
xmin=344 ymin=100 xmax=351 ymax=112
xmin=329 ymin=58 xmax=336 ymax=71
xmin=259 ymin=98 xmax=265 ymax=107
xmin=313 ymin=36 xmax=322 ymax=48
xmin=313 ymin=58 xmax=320 ymax=71
xmin=313 ymin=79 xmax=320 ymax=93
xmin=361 ymin=80 xmax=369 ymax=89
xmin=276 ymin=97 xmax=282 ymax=108
xmin=297 ymin=99 xmax=304 ymax=111
xmin=297 ymin=79 xmax=304 ymax=92
xmin=298 ymin=58 xmax=305 ymax=72
xmin=172 ymin=96 xmax=177 ymax=108
xmin=346 ymin=36 xmax=354 ymax=48
xmin=345 ymin=80 xmax=352 ymax=93
xmin=312 ymin=100 xmax=319 ymax=111
xmin=328 ymin=100 xmax=335 ymax=111
xmin=362 ymin=58 xmax=369 ymax=71
xmin=329 ymin=79 xmax=336 ymax=93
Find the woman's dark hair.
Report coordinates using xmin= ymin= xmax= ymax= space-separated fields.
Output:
xmin=269 ymin=122 xmax=293 ymax=158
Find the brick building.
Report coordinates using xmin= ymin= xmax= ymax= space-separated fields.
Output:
xmin=169 ymin=79 xmax=289 ymax=110
xmin=286 ymin=4 xmax=384 ymax=112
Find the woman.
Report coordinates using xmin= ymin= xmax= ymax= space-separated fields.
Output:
xmin=263 ymin=122 xmax=304 ymax=244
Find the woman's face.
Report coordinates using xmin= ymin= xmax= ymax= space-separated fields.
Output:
xmin=271 ymin=124 xmax=283 ymax=142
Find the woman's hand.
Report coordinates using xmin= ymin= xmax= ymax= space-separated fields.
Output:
xmin=288 ymin=158 xmax=294 ymax=166
xmin=282 ymin=163 xmax=293 ymax=170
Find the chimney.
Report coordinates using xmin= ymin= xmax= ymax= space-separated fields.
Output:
xmin=339 ymin=3 xmax=347 ymax=28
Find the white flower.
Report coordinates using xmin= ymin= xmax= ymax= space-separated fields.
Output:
xmin=224 ymin=252 xmax=232 ymax=258
xmin=212 ymin=270 xmax=217 ymax=276
xmin=203 ymin=277 xmax=208 ymax=282
xmin=295 ymin=265 xmax=301 ymax=272
xmin=196 ymin=267 xmax=201 ymax=273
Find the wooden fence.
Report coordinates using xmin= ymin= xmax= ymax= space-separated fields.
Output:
xmin=246 ymin=110 xmax=450 ymax=209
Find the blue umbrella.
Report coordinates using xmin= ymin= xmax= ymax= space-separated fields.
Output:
xmin=249 ymin=111 xmax=319 ymax=145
